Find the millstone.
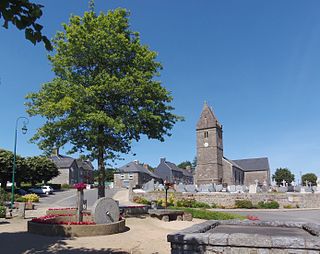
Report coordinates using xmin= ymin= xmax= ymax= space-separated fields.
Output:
xmin=92 ymin=197 xmax=120 ymax=224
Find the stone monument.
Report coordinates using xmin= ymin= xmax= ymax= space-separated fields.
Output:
xmin=92 ymin=197 xmax=120 ymax=224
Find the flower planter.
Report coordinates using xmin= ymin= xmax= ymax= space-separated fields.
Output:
xmin=28 ymin=214 xmax=126 ymax=237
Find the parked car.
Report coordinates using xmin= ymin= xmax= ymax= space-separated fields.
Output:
xmin=28 ymin=186 xmax=54 ymax=195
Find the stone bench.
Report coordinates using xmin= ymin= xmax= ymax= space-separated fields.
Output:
xmin=148 ymin=209 xmax=192 ymax=222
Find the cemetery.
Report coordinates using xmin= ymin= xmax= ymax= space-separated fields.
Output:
xmin=132 ymin=179 xmax=320 ymax=209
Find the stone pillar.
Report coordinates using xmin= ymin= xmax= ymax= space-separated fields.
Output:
xmin=77 ymin=189 xmax=84 ymax=222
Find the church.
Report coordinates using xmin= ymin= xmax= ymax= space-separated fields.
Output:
xmin=195 ymin=103 xmax=270 ymax=186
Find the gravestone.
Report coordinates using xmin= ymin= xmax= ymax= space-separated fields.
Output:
xmin=312 ymin=186 xmax=318 ymax=192
xmin=305 ymin=187 xmax=312 ymax=193
xmin=176 ymin=183 xmax=186 ymax=193
xmin=261 ymin=185 xmax=269 ymax=192
xmin=294 ymin=186 xmax=301 ymax=192
xmin=228 ymin=185 xmax=236 ymax=193
xmin=185 ymin=185 xmax=197 ymax=193
xmin=235 ymin=185 xmax=243 ymax=193
xmin=215 ymin=184 xmax=223 ymax=192
xmin=143 ymin=179 xmax=155 ymax=192
xmin=199 ymin=184 xmax=210 ymax=192
xmin=300 ymin=187 xmax=306 ymax=193
xmin=208 ymin=184 xmax=215 ymax=192
xmin=249 ymin=184 xmax=257 ymax=193
xmin=287 ymin=186 xmax=294 ymax=192
xmin=278 ymin=186 xmax=288 ymax=193
xmin=92 ymin=197 xmax=120 ymax=224
xmin=157 ymin=184 xmax=164 ymax=191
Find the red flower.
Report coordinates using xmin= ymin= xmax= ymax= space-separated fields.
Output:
xmin=74 ymin=182 xmax=87 ymax=191
xmin=247 ymin=215 xmax=259 ymax=221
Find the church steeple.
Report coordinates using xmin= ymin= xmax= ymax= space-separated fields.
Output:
xmin=196 ymin=102 xmax=221 ymax=130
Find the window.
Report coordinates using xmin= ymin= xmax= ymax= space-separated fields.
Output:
xmin=129 ymin=174 xmax=134 ymax=180
xmin=120 ymin=174 xmax=125 ymax=179
xmin=204 ymin=131 xmax=208 ymax=138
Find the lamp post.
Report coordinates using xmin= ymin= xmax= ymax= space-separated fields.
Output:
xmin=11 ymin=117 xmax=29 ymax=209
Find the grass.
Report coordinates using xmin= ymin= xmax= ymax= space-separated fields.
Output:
xmin=171 ymin=207 xmax=246 ymax=220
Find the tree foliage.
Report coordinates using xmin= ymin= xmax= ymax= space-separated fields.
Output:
xmin=0 ymin=0 xmax=52 ymax=50
xmin=0 ymin=149 xmax=59 ymax=188
xmin=177 ymin=161 xmax=192 ymax=169
xmin=301 ymin=173 xmax=317 ymax=186
xmin=272 ymin=168 xmax=295 ymax=186
xmin=25 ymin=9 xmax=182 ymax=198
xmin=25 ymin=156 xmax=59 ymax=185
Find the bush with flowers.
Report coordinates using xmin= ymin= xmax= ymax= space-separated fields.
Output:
xmin=74 ymin=182 xmax=86 ymax=191
xmin=16 ymin=193 xmax=39 ymax=203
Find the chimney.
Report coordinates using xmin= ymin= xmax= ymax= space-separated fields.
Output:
xmin=134 ymin=160 xmax=139 ymax=165
xmin=160 ymin=157 xmax=166 ymax=164
xmin=51 ymin=147 xmax=59 ymax=156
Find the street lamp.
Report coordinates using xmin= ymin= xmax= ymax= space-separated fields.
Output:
xmin=11 ymin=117 xmax=29 ymax=209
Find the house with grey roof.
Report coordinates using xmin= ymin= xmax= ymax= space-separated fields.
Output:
xmin=195 ymin=103 xmax=270 ymax=186
xmin=49 ymin=149 xmax=94 ymax=185
xmin=114 ymin=160 xmax=162 ymax=188
xmin=154 ymin=158 xmax=194 ymax=184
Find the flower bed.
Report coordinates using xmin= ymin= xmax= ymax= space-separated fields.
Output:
xmin=28 ymin=213 xmax=126 ymax=237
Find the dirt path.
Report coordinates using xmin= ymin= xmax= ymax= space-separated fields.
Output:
xmin=0 ymin=216 xmax=204 ymax=254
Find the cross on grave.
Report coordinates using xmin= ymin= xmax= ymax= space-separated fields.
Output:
xmin=282 ymin=180 xmax=286 ymax=187
xmin=254 ymin=179 xmax=259 ymax=186
xmin=305 ymin=180 xmax=309 ymax=187
xmin=291 ymin=181 xmax=295 ymax=187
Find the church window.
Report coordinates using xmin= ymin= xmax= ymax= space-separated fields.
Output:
xmin=204 ymin=131 xmax=208 ymax=138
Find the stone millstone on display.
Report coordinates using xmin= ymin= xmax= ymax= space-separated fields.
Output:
xmin=92 ymin=197 xmax=120 ymax=224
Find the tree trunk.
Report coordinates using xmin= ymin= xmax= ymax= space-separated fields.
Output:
xmin=97 ymin=126 xmax=105 ymax=199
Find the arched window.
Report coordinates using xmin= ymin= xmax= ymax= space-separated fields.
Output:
xmin=204 ymin=131 xmax=208 ymax=138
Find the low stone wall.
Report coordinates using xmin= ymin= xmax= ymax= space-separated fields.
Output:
xmin=167 ymin=220 xmax=320 ymax=254
xmin=28 ymin=219 xmax=126 ymax=237
xmin=131 ymin=191 xmax=320 ymax=208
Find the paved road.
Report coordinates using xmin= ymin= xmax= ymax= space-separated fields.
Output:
xmin=37 ymin=188 xmax=117 ymax=209
xmin=226 ymin=209 xmax=320 ymax=223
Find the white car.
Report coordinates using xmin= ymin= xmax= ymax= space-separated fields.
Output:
xmin=29 ymin=186 xmax=54 ymax=195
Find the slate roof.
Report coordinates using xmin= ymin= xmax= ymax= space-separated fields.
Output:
xmin=118 ymin=161 xmax=161 ymax=179
xmin=231 ymin=157 xmax=270 ymax=172
xmin=76 ymin=159 xmax=94 ymax=171
xmin=50 ymin=155 xmax=75 ymax=168
xmin=165 ymin=161 xmax=193 ymax=177
xmin=223 ymin=157 xmax=243 ymax=170
xmin=196 ymin=102 xmax=222 ymax=130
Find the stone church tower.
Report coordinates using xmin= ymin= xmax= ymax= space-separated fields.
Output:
xmin=195 ymin=103 xmax=223 ymax=185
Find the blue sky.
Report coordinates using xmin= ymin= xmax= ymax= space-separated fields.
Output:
xmin=1 ymin=0 xmax=320 ymax=179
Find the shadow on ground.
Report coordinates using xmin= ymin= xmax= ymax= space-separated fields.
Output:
xmin=0 ymin=232 xmax=129 ymax=254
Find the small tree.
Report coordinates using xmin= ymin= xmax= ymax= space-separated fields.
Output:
xmin=272 ymin=168 xmax=295 ymax=186
xmin=301 ymin=173 xmax=317 ymax=186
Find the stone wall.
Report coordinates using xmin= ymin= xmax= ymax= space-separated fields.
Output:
xmin=50 ymin=168 xmax=70 ymax=185
xmin=131 ymin=191 xmax=320 ymax=208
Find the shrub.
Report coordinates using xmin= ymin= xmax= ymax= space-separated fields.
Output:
xmin=0 ymin=206 xmax=5 ymax=218
xmin=235 ymin=200 xmax=253 ymax=209
xmin=173 ymin=207 xmax=245 ymax=220
xmin=22 ymin=194 xmax=40 ymax=203
xmin=176 ymin=198 xmax=210 ymax=208
xmin=16 ymin=196 xmax=27 ymax=202
xmin=257 ymin=200 xmax=279 ymax=209
xmin=211 ymin=203 xmax=217 ymax=208
xmin=133 ymin=196 xmax=151 ymax=205
xmin=61 ymin=184 xmax=70 ymax=189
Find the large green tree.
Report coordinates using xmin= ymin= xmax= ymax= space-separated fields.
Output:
xmin=272 ymin=168 xmax=295 ymax=186
xmin=25 ymin=156 xmax=59 ymax=185
xmin=301 ymin=173 xmax=317 ymax=186
xmin=0 ymin=0 xmax=51 ymax=50
xmin=26 ymin=9 xmax=182 ymax=198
